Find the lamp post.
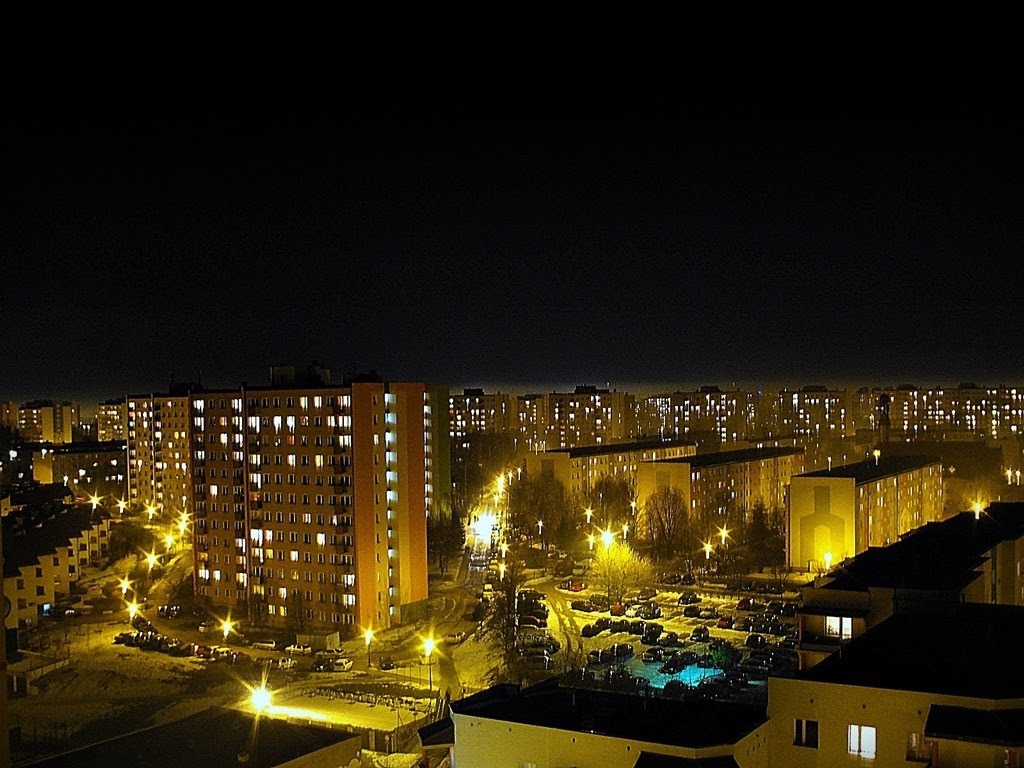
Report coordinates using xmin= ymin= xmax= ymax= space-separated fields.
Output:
xmin=364 ymin=628 xmax=374 ymax=668
xmin=222 ymin=618 xmax=233 ymax=643
xmin=116 ymin=498 xmax=127 ymax=515
xmin=423 ymin=637 xmax=435 ymax=694
xmin=128 ymin=601 xmax=138 ymax=624
xmin=587 ymin=533 xmax=595 ymax=551
xmin=119 ymin=577 xmax=131 ymax=597
xmin=584 ymin=507 xmax=593 ymax=525
xmin=251 ymin=686 xmax=272 ymax=712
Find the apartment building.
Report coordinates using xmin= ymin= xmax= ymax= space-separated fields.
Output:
xmin=96 ymin=398 xmax=127 ymax=442
xmin=190 ymin=379 xmax=448 ymax=634
xmin=31 ymin=441 xmax=127 ymax=500
xmin=16 ymin=401 xmax=79 ymax=444
xmin=448 ymin=388 xmax=517 ymax=446
xmin=126 ymin=393 xmax=192 ymax=516
xmin=636 ymin=446 xmax=805 ymax=531
xmin=2 ymin=504 xmax=111 ymax=629
xmin=515 ymin=386 xmax=637 ymax=451
xmin=788 ymin=455 xmax=944 ymax=571
xmin=523 ymin=438 xmax=696 ymax=500
xmin=644 ymin=386 xmax=752 ymax=444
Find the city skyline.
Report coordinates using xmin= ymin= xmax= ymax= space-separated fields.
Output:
xmin=6 ymin=82 xmax=1022 ymax=401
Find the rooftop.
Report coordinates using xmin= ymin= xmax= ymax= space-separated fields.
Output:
xmin=23 ymin=706 xmax=356 ymax=768
xmin=449 ymin=679 xmax=765 ymax=749
xmin=817 ymin=503 xmax=1024 ymax=593
xmin=542 ymin=438 xmax=696 ymax=460
xmin=925 ymin=705 xmax=1024 ymax=747
xmin=800 ymin=602 xmax=1024 ymax=699
xmin=650 ymin=446 xmax=804 ymax=468
xmin=2 ymin=504 xmax=103 ymax=577
xmin=798 ymin=454 xmax=940 ymax=483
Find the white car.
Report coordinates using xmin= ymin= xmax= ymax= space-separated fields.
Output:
xmin=276 ymin=656 xmax=296 ymax=669
xmin=285 ymin=643 xmax=312 ymax=656
xmin=333 ymin=657 xmax=354 ymax=672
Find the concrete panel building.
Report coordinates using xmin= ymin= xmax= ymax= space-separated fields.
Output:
xmin=788 ymin=455 xmax=944 ymax=571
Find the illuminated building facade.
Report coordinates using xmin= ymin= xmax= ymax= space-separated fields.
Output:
xmin=96 ymin=398 xmax=127 ymax=442
xmin=17 ymin=401 xmax=79 ymax=444
xmin=448 ymin=388 xmax=516 ymax=444
xmin=126 ymin=394 xmax=191 ymax=516
xmin=0 ymin=401 xmax=16 ymax=431
xmin=514 ymin=386 xmax=637 ymax=452
xmin=637 ymin=446 xmax=805 ymax=531
xmin=643 ymin=386 xmax=752 ymax=444
xmin=31 ymin=441 xmax=127 ymax=499
xmin=190 ymin=378 xmax=447 ymax=633
xmin=523 ymin=438 xmax=697 ymax=499
xmin=788 ymin=454 xmax=944 ymax=571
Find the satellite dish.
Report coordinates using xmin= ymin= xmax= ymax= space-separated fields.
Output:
xmin=3 ymin=596 xmax=10 ymax=618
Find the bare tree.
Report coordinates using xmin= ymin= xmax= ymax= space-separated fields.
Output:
xmin=641 ymin=486 xmax=690 ymax=562
xmin=591 ymin=542 xmax=654 ymax=606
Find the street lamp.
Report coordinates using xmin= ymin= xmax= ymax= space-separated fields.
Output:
xmin=717 ymin=526 xmax=730 ymax=547
xmin=601 ymin=529 xmax=614 ymax=550
xmin=221 ymin=618 xmax=233 ymax=642
xmin=116 ymin=498 xmax=127 ymax=515
xmin=128 ymin=601 xmax=138 ymax=623
xmin=823 ymin=551 xmax=833 ymax=571
xmin=622 ymin=522 xmax=629 ymax=540
xmin=251 ymin=686 xmax=272 ymax=712
xmin=119 ymin=577 xmax=131 ymax=597
xmin=584 ymin=507 xmax=593 ymax=524
xmin=498 ymin=562 xmax=506 ymax=579
xmin=973 ymin=501 xmax=983 ymax=520
xmin=587 ymin=533 xmax=595 ymax=551
xmin=164 ymin=533 xmax=175 ymax=551
xmin=89 ymin=494 xmax=102 ymax=510
xmin=423 ymin=637 xmax=435 ymax=693
xmin=146 ymin=504 xmax=157 ymax=521
xmin=146 ymin=552 xmax=158 ymax=571
xmin=702 ymin=541 xmax=714 ymax=560
xmin=364 ymin=628 xmax=374 ymax=668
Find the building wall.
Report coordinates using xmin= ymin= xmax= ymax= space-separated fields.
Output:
xmin=97 ymin=400 xmax=127 ymax=442
xmin=450 ymin=712 xmax=753 ymax=768
xmin=788 ymin=477 xmax=857 ymax=571
xmin=127 ymin=395 xmax=190 ymax=515
xmin=32 ymin=445 xmax=127 ymax=499
xmin=767 ymin=677 xmax=1024 ymax=767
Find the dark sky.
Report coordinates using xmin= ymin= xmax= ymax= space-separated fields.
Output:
xmin=5 ymin=82 xmax=1022 ymax=405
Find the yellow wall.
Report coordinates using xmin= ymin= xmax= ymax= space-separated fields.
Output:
xmin=788 ymin=477 xmax=856 ymax=570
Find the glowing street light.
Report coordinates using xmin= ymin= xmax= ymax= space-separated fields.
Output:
xmin=423 ymin=637 xmax=436 ymax=693
xmin=823 ymin=551 xmax=834 ymax=570
xmin=601 ymin=529 xmax=614 ymax=550
xmin=146 ymin=552 xmax=158 ymax=571
xmin=622 ymin=522 xmax=629 ymax=540
xmin=537 ymin=519 xmax=544 ymax=535
xmin=128 ymin=601 xmax=139 ymax=622
xmin=146 ymin=504 xmax=157 ymax=521
xmin=221 ymin=618 xmax=233 ymax=642
xmin=178 ymin=514 xmax=189 ymax=536
xmin=89 ymin=494 xmax=102 ymax=510
xmin=584 ymin=507 xmax=594 ymax=524
xmin=116 ymin=498 xmax=127 ymax=515
xmin=364 ymin=627 xmax=374 ymax=668
xmin=119 ymin=577 xmax=131 ymax=597
xmin=973 ymin=501 xmax=983 ymax=520
xmin=498 ymin=562 xmax=506 ymax=579
xmin=587 ymin=533 xmax=595 ymax=551
xmin=717 ymin=526 xmax=731 ymax=547
xmin=703 ymin=541 xmax=714 ymax=560
xmin=251 ymin=686 xmax=272 ymax=712
xmin=630 ymin=500 xmax=637 ymax=515
xmin=164 ymin=533 xmax=175 ymax=551
xmin=872 ymin=449 xmax=881 ymax=466
xmin=499 ymin=542 xmax=508 ymax=558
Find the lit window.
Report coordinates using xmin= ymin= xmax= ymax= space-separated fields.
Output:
xmin=826 ymin=616 xmax=853 ymax=639
xmin=848 ymin=724 xmax=876 ymax=759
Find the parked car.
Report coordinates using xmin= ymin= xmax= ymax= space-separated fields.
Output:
xmin=658 ymin=631 xmax=681 ymax=647
xmin=736 ymin=597 xmax=753 ymax=611
xmin=609 ymin=643 xmax=635 ymax=658
xmin=571 ymin=599 xmax=597 ymax=612
xmin=659 ymin=572 xmax=681 ymax=585
xmin=781 ymin=602 xmax=798 ymax=617
xmin=378 ymin=655 xmax=396 ymax=670
xmin=698 ymin=607 xmax=719 ymax=620
xmin=642 ymin=646 xmax=671 ymax=663
xmin=517 ymin=615 xmax=545 ymax=629
xmin=636 ymin=587 xmax=658 ymax=601
xmin=636 ymin=603 xmax=662 ymax=620
xmin=677 ymin=592 xmax=701 ymax=605
xmin=315 ymin=648 xmax=347 ymax=659
xmin=559 ymin=578 xmax=587 ymax=592
xmin=683 ymin=605 xmax=702 ymax=619
xmin=609 ymin=602 xmax=626 ymax=616
xmin=717 ymin=615 xmax=735 ymax=629
xmin=197 ymin=621 xmax=212 ymax=634
xmin=581 ymin=623 xmax=602 ymax=638
xmin=333 ymin=657 xmax=354 ymax=672
xmin=523 ymin=654 xmax=554 ymax=671
xmin=733 ymin=617 xmax=750 ymax=633
xmin=592 ymin=617 xmax=612 ymax=631
xmin=745 ymin=633 xmax=767 ymax=649
xmin=311 ymin=658 xmax=334 ymax=672
xmin=277 ymin=656 xmax=296 ymax=669
xmin=518 ymin=590 xmax=545 ymax=603
xmin=690 ymin=626 xmax=710 ymax=643
xmin=251 ymin=640 xmax=279 ymax=651
xmin=588 ymin=648 xmax=611 ymax=664
xmin=285 ymin=643 xmax=312 ymax=656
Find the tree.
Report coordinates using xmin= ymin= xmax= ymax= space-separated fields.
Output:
xmin=507 ymin=471 xmax=573 ymax=549
xmin=427 ymin=493 xmax=464 ymax=576
xmin=486 ymin=545 xmax=527 ymax=657
xmin=581 ymin=476 xmax=633 ymax=530
xmin=742 ymin=500 xmax=786 ymax=572
xmin=641 ymin=486 xmax=691 ymax=563
xmin=591 ymin=541 xmax=653 ymax=606
xmin=288 ymin=590 xmax=308 ymax=635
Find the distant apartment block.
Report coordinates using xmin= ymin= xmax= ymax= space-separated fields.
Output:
xmin=448 ymin=388 xmax=516 ymax=445
xmin=186 ymin=376 xmax=448 ymax=634
xmin=788 ymin=454 xmax=944 ymax=571
xmin=17 ymin=401 xmax=79 ymax=444
xmin=0 ymin=401 xmax=17 ymax=431
xmin=523 ymin=438 xmax=697 ymax=499
xmin=96 ymin=398 xmax=127 ymax=442
xmin=853 ymin=383 xmax=1024 ymax=439
xmin=126 ymin=394 xmax=191 ymax=516
xmin=644 ymin=386 xmax=752 ymax=443
xmin=32 ymin=441 xmax=128 ymax=500
xmin=636 ymin=446 xmax=805 ymax=528
xmin=516 ymin=386 xmax=637 ymax=451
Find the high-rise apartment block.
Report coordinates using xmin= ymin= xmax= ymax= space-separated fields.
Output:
xmin=449 ymin=389 xmax=516 ymax=447
xmin=162 ymin=375 xmax=448 ymax=635
xmin=126 ymin=394 xmax=191 ymax=516
xmin=97 ymin=398 xmax=127 ymax=442
xmin=16 ymin=401 xmax=79 ymax=444
xmin=644 ymin=386 xmax=753 ymax=443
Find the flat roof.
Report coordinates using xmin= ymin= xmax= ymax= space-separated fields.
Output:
xmin=650 ymin=446 xmax=804 ymax=468
xmin=798 ymin=454 xmax=939 ymax=483
xmin=800 ymin=603 xmax=1024 ymax=699
xmin=541 ymin=438 xmax=696 ymax=460
xmin=925 ymin=705 xmax=1024 ymax=747
xmin=24 ymin=706 xmax=356 ymax=768
xmin=818 ymin=504 xmax=1024 ymax=593
xmin=450 ymin=680 xmax=765 ymax=749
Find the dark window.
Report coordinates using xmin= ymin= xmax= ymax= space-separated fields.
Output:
xmin=795 ymin=719 xmax=819 ymax=748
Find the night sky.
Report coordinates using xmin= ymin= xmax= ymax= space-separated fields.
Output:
xmin=5 ymin=82 xmax=1021 ymax=405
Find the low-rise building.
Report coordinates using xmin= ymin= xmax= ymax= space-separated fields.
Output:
xmin=449 ymin=679 xmax=769 ymax=767
xmin=16 ymin=401 xmax=79 ymax=444
xmin=31 ymin=440 xmax=127 ymax=500
xmin=788 ymin=454 xmax=943 ymax=571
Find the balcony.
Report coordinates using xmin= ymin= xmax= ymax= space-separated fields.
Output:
xmin=798 ymin=632 xmax=844 ymax=653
